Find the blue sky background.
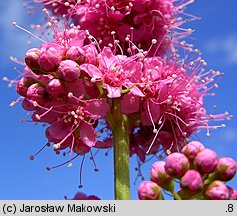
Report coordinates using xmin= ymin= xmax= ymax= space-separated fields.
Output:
xmin=0 ymin=0 xmax=236 ymax=200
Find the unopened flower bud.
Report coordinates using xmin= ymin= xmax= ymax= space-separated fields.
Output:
xmin=83 ymin=44 xmax=98 ymax=64
xmin=46 ymin=79 xmax=65 ymax=97
xmin=150 ymin=161 xmax=174 ymax=191
xmin=138 ymin=181 xmax=162 ymax=200
xmin=180 ymin=170 xmax=204 ymax=193
xmin=194 ymin=149 xmax=218 ymax=174
xmin=165 ymin=153 xmax=190 ymax=178
xmin=66 ymin=46 xmax=85 ymax=63
xmin=215 ymin=157 xmax=237 ymax=181
xmin=25 ymin=48 xmax=41 ymax=74
xmin=26 ymin=83 xmax=47 ymax=105
xmin=16 ymin=77 xmax=35 ymax=97
xmin=182 ymin=141 xmax=205 ymax=160
xmin=205 ymin=181 xmax=229 ymax=200
xmin=58 ymin=60 xmax=81 ymax=82
xmin=227 ymin=186 xmax=237 ymax=200
xmin=39 ymin=46 xmax=61 ymax=72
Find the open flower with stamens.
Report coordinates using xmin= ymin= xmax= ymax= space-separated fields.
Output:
xmin=45 ymin=98 xmax=110 ymax=153
xmin=80 ymin=47 xmax=144 ymax=98
xmin=125 ymin=54 xmax=231 ymax=163
xmin=29 ymin=0 xmax=196 ymax=55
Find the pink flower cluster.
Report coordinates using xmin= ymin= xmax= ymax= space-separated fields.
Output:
xmin=17 ymin=26 xmax=112 ymax=160
xmin=10 ymin=11 xmax=230 ymax=167
xmin=32 ymin=0 xmax=196 ymax=55
xmin=138 ymin=141 xmax=237 ymax=200
xmin=8 ymin=0 xmax=235 ymax=200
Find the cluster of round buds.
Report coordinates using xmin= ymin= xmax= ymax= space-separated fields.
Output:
xmin=29 ymin=0 xmax=197 ymax=55
xmin=138 ymin=141 xmax=237 ymax=200
xmin=13 ymin=24 xmax=115 ymax=170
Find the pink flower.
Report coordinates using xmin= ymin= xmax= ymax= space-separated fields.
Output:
xmin=45 ymin=98 xmax=110 ymax=151
xmin=80 ymin=47 xmax=144 ymax=98
xmin=72 ymin=0 xmax=194 ymax=55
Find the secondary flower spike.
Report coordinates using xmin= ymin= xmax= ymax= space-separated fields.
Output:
xmin=30 ymin=0 xmax=197 ymax=55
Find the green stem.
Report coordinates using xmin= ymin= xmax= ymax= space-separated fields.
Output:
xmin=110 ymin=99 xmax=130 ymax=200
xmin=171 ymin=190 xmax=182 ymax=200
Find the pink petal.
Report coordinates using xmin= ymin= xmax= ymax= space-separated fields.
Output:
xmin=94 ymin=138 xmax=112 ymax=149
xmin=99 ymin=47 xmax=118 ymax=69
xmin=105 ymin=84 xmax=122 ymax=98
xmin=46 ymin=120 xmax=71 ymax=141
xmin=65 ymin=79 xmax=85 ymax=101
xmin=79 ymin=122 xmax=97 ymax=147
xmin=85 ymin=99 xmax=110 ymax=118
xmin=121 ymin=92 xmax=140 ymax=114
xmin=124 ymin=81 xmax=145 ymax=97
xmin=80 ymin=64 xmax=103 ymax=78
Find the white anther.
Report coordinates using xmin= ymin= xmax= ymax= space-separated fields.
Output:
xmin=68 ymin=92 xmax=73 ymax=98
xmin=206 ymin=133 xmax=211 ymax=137
xmin=172 ymin=74 xmax=177 ymax=78
xmin=35 ymin=114 xmax=41 ymax=120
xmin=152 ymin=39 xmax=157 ymax=44
xmin=137 ymin=52 xmax=144 ymax=59
xmin=68 ymin=163 xmax=73 ymax=168
xmin=53 ymin=144 xmax=60 ymax=150
xmin=9 ymin=101 xmax=15 ymax=107
xmin=2 ymin=77 xmax=8 ymax=81
xmin=33 ymin=101 xmax=38 ymax=107
xmin=111 ymin=6 xmax=115 ymax=11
